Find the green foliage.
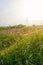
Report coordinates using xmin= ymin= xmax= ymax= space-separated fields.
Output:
xmin=0 ymin=25 xmax=43 ymax=65
xmin=0 ymin=33 xmax=21 ymax=50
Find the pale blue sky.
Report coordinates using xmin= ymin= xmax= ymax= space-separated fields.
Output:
xmin=0 ymin=0 xmax=43 ymax=26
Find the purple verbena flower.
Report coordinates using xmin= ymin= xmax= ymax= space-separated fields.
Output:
xmin=42 ymin=63 xmax=43 ymax=65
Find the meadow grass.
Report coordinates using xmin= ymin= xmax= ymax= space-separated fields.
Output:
xmin=0 ymin=25 xmax=43 ymax=65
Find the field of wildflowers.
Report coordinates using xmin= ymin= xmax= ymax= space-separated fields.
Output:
xmin=0 ymin=25 xmax=43 ymax=65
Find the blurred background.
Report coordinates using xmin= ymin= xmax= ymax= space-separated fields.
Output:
xmin=0 ymin=0 xmax=43 ymax=26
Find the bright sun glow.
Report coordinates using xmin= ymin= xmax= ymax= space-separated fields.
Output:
xmin=0 ymin=0 xmax=43 ymax=25
xmin=21 ymin=0 xmax=43 ymax=20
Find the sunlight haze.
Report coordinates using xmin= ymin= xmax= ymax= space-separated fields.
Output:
xmin=0 ymin=0 xmax=43 ymax=26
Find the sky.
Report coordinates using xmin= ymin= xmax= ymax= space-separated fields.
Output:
xmin=0 ymin=0 xmax=43 ymax=26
